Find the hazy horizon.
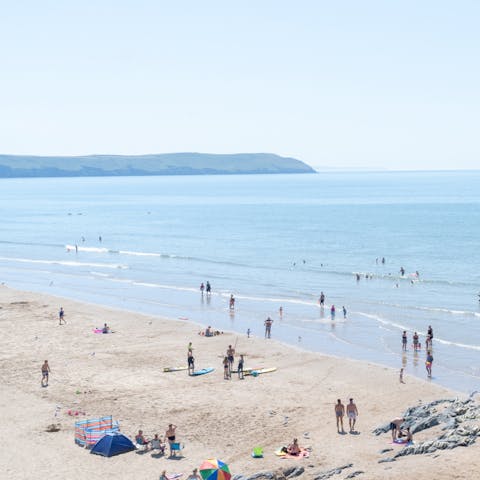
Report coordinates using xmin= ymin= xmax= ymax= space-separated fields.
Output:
xmin=1 ymin=1 xmax=479 ymax=171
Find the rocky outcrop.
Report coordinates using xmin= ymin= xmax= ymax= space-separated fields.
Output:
xmin=375 ymin=397 xmax=480 ymax=462
xmin=313 ymin=464 xmax=353 ymax=480
xmin=232 ymin=464 xmax=354 ymax=480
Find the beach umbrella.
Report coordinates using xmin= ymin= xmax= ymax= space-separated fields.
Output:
xmin=199 ymin=459 xmax=231 ymax=480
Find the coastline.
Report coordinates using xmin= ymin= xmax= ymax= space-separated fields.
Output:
xmin=1 ymin=285 xmax=479 ymax=479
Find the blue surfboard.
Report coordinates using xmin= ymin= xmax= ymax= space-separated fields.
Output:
xmin=191 ymin=367 xmax=214 ymax=376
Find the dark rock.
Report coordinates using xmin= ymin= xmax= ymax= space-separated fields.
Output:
xmin=283 ymin=467 xmax=305 ymax=479
xmin=344 ymin=471 xmax=364 ymax=479
xmin=313 ymin=464 xmax=353 ymax=479
xmin=379 ymin=448 xmax=393 ymax=454
xmin=372 ymin=423 xmax=391 ymax=436
xmin=378 ymin=458 xmax=396 ymax=463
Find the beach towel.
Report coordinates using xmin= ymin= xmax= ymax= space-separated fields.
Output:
xmin=275 ymin=447 xmax=309 ymax=459
xmin=391 ymin=439 xmax=414 ymax=446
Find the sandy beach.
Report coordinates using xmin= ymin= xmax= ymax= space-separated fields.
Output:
xmin=0 ymin=285 xmax=478 ymax=480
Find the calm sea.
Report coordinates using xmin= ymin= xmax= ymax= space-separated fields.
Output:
xmin=1 ymin=171 xmax=479 ymax=393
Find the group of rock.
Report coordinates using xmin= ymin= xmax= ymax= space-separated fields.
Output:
xmin=374 ymin=394 xmax=480 ymax=463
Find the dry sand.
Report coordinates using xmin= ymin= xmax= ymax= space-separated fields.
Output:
xmin=0 ymin=285 xmax=478 ymax=480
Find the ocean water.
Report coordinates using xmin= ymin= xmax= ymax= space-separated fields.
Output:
xmin=1 ymin=171 xmax=479 ymax=393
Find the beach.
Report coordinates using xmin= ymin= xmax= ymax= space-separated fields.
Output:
xmin=1 ymin=285 xmax=478 ymax=480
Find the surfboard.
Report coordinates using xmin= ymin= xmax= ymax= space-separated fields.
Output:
xmin=191 ymin=367 xmax=214 ymax=376
xmin=246 ymin=367 xmax=277 ymax=376
xmin=163 ymin=366 xmax=188 ymax=372
xmin=230 ymin=367 xmax=262 ymax=374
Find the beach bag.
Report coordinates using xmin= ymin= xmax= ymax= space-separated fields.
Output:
xmin=252 ymin=446 xmax=264 ymax=458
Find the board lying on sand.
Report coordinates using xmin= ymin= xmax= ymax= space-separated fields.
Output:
xmin=191 ymin=367 xmax=214 ymax=376
xmin=163 ymin=366 xmax=188 ymax=372
xmin=230 ymin=367 xmax=262 ymax=374
xmin=245 ymin=367 xmax=277 ymax=376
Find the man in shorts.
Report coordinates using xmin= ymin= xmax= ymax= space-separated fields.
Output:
xmin=227 ymin=345 xmax=235 ymax=373
xmin=390 ymin=417 xmax=405 ymax=441
xmin=335 ymin=399 xmax=345 ymax=433
xmin=187 ymin=350 xmax=195 ymax=375
xmin=346 ymin=398 xmax=359 ymax=432
xmin=59 ymin=307 xmax=66 ymax=325
xmin=264 ymin=317 xmax=273 ymax=338
xmin=41 ymin=360 xmax=50 ymax=387
xmin=402 ymin=331 xmax=408 ymax=351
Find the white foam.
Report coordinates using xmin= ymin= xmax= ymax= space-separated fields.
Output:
xmin=0 ymin=256 xmax=128 ymax=270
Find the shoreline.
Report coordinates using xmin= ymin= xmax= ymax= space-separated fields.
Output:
xmin=2 ymin=277 xmax=475 ymax=395
xmin=1 ymin=284 xmax=479 ymax=479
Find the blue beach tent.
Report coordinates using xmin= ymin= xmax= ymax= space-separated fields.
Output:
xmin=90 ymin=433 xmax=135 ymax=457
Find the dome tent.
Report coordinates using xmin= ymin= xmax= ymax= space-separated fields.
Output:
xmin=90 ymin=433 xmax=135 ymax=457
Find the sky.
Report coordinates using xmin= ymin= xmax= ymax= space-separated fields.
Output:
xmin=1 ymin=1 xmax=479 ymax=170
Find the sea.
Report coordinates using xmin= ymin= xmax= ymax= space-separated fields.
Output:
xmin=1 ymin=171 xmax=479 ymax=393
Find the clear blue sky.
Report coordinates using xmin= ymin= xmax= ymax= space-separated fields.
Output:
xmin=1 ymin=1 xmax=479 ymax=170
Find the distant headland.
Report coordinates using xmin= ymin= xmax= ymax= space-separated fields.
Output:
xmin=0 ymin=153 xmax=315 ymax=178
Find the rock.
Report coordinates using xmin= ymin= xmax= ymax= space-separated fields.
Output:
xmin=344 ymin=471 xmax=364 ymax=479
xmin=378 ymin=458 xmax=396 ymax=463
xmin=283 ymin=467 xmax=305 ymax=479
xmin=372 ymin=423 xmax=391 ymax=436
xmin=235 ymin=472 xmax=276 ymax=480
xmin=45 ymin=424 xmax=61 ymax=432
xmin=313 ymin=464 xmax=353 ymax=479
xmin=409 ymin=414 xmax=443 ymax=434
xmin=379 ymin=448 xmax=393 ymax=454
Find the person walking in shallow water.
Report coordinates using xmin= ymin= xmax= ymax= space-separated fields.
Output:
xmin=426 ymin=351 xmax=433 ymax=378
xmin=402 ymin=331 xmax=408 ymax=351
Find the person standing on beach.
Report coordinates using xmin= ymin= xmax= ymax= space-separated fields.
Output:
xmin=382 ymin=257 xmax=385 ymax=264
xmin=399 ymin=368 xmax=405 ymax=383
xmin=330 ymin=305 xmax=336 ymax=320
xmin=346 ymin=398 xmax=358 ymax=432
xmin=247 ymin=328 xmax=251 ymax=338
xmin=279 ymin=306 xmax=283 ymax=317
xmin=229 ymin=294 xmax=235 ymax=310
xmin=206 ymin=281 xmax=211 ymax=295
xmin=402 ymin=331 xmax=408 ymax=351
xmin=200 ymin=283 xmax=205 ymax=295
xmin=335 ymin=399 xmax=345 ymax=433
xmin=425 ymin=351 xmax=433 ymax=378
xmin=226 ymin=344 xmax=235 ymax=373
xmin=41 ymin=360 xmax=50 ymax=387
xmin=237 ymin=354 xmax=244 ymax=380
xmin=342 ymin=306 xmax=347 ymax=319
xmin=187 ymin=350 xmax=194 ymax=375
xmin=223 ymin=356 xmax=230 ymax=379
xmin=264 ymin=317 xmax=273 ymax=338
xmin=58 ymin=307 xmax=66 ymax=325
xmin=165 ymin=424 xmax=178 ymax=457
